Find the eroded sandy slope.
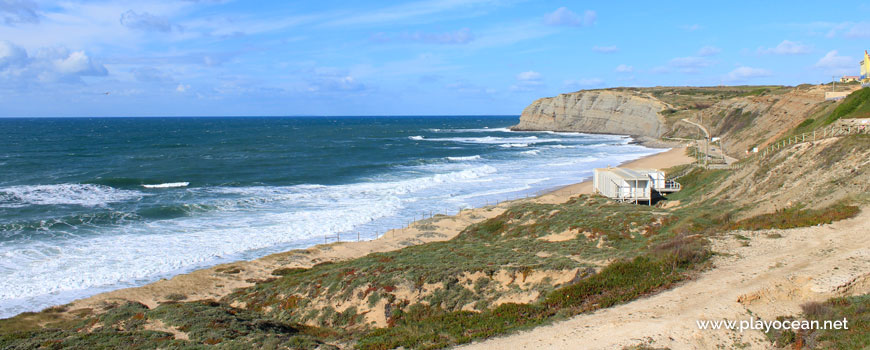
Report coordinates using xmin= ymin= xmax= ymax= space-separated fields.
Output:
xmin=458 ymin=208 xmax=870 ymax=350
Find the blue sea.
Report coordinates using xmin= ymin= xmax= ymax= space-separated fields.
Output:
xmin=0 ymin=116 xmax=662 ymax=317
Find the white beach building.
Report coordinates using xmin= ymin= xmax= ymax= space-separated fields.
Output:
xmin=592 ymin=167 xmax=680 ymax=204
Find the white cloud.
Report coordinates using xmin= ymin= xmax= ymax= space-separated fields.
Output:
xmin=0 ymin=0 xmax=39 ymax=25
xmin=176 ymin=83 xmax=190 ymax=92
xmin=446 ymin=81 xmax=496 ymax=96
xmin=758 ymin=40 xmax=811 ymax=55
xmin=132 ymin=66 xmax=172 ymax=82
xmin=564 ymin=78 xmax=603 ymax=90
xmin=53 ymin=51 xmax=106 ymax=75
xmin=670 ymin=56 xmax=712 ymax=68
xmin=372 ymin=28 xmax=474 ymax=45
xmin=544 ymin=7 xmax=595 ymax=27
xmin=120 ymin=10 xmax=173 ymax=32
xmin=615 ymin=64 xmax=633 ymax=73
xmin=819 ymin=21 xmax=870 ymax=38
xmin=814 ymin=50 xmax=854 ymax=74
xmin=516 ymin=70 xmax=541 ymax=81
xmin=0 ymin=42 xmax=107 ymax=85
xmin=0 ymin=40 xmax=28 ymax=69
xmin=510 ymin=70 xmax=543 ymax=91
xmin=669 ymin=56 xmax=714 ymax=73
xmin=844 ymin=22 xmax=870 ymax=38
xmin=304 ymin=67 xmax=367 ymax=93
xmin=698 ymin=45 xmax=721 ymax=56
xmin=591 ymin=45 xmax=618 ymax=53
xmin=650 ymin=66 xmax=670 ymax=74
xmin=324 ymin=0 xmax=502 ymax=27
xmin=724 ymin=66 xmax=771 ymax=82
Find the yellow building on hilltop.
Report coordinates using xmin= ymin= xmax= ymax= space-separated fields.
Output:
xmin=862 ymin=50 xmax=870 ymax=86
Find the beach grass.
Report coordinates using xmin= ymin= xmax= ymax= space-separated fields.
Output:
xmin=766 ymin=294 xmax=870 ymax=349
xmin=229 ymin=195 xmax=670 ymax=328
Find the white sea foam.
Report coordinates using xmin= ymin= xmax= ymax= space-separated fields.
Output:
xmin=0 ymin=138 xmax=666 ymax=318
xmin=499 ymin=143 xmax=529 ymax=148
xmin=521 ymin=150 xmax=540 ymax=155
xmin=142 ymin=182 xmax=190 ymax=189
xmin=0 ymin=165 xmax=505 ymax=316
xmin=446 ymin=155 xmax=482 ymax=161
xmin=0 ymin=184 xmax=145 ymax=207
xmin=408 ymin=135 xmax=424 ymax=140
xmin=435 ymin=127 xmax=512 ymax=133
xmin=414 ymin=136 xmax=561 ymax=145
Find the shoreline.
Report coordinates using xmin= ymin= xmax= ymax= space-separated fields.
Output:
xmin=11 ymin=146 xmax=694 ymax=320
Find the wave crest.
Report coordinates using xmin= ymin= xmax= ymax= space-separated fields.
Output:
xmin=142 ymin=182 xmax=189 ymax=189
xmin=0 ymin=184 xmax=145 ymax=207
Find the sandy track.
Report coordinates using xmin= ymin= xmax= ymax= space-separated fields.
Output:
xmin=458 ymin=208 xmax=870 ymax=350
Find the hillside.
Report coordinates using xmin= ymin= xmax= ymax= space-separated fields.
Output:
xmin=514 ymin=84 xmax=862 ymax=158
xmin=2 ymin=87 xmax=869 ymax=350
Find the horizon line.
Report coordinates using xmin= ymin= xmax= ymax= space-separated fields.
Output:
xmin=0 ymin=115 xmax=522 ymax=119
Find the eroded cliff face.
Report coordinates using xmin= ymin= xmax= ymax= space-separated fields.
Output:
xmin=699 ymin=85 xmax=833 ymax=156
xmin=511 ymin=90 xmax=667 ymax=137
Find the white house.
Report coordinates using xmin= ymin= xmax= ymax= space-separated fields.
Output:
xmin=592 ymin=167 xmax=680 ymax=204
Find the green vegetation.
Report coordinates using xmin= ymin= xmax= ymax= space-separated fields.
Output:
xmin=0 ymin=300 xmax=336 ymax=349
xmin=641 ymin=85 xmax=786 ymax=110
xmin=785 ymin=88 xmax=870 ymax=138
xmin=230 ymin=196 xmax=673 ymax=328
xmin=825 ymin=87 xmax=870 ymax=122
xmin=716 ymin=108 xmax=759 ymax=135
xmin=357 ymin=235 xmax=708 ymax=350
xmin=730 ymin=203 xmax=859 ymax=231
xmin=766 ymin=294 xmax=870 ymax=349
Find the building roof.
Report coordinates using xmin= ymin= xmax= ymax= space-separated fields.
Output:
xmin=596 ymin=167 xmax=654 ymax=180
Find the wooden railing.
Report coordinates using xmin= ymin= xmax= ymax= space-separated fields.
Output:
xmin=758 ymin=123 xmax=868 ymax=158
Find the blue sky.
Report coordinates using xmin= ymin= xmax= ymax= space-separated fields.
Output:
xmin=0 ymin=0 xmax=869 ymax=117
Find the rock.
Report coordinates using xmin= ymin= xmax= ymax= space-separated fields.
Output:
xmin=511 ymin=90 xmax=667 ymax=137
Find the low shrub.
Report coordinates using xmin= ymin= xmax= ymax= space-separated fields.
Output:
xmin=731 ymin=203 xmax=859 ymax=231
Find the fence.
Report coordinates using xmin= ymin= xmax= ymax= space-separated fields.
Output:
xmin=758 ymin=123 xmax=868 ymax=159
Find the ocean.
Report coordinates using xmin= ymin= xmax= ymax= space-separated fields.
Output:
xmin=0 ymin=116 xmax=662 ymax=318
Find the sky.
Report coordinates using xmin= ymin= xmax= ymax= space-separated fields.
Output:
xmin=0 ymin=0 xmax=869 ymax=117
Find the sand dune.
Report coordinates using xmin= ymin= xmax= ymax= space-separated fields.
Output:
xmin=458 ymin=206 xmax=870 ymax=350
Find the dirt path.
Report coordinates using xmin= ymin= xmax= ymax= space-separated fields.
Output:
xmin=458 ymin=208 xmax=870 ymax=350
xmin=681 ymin=118 xmax=709 ymax=139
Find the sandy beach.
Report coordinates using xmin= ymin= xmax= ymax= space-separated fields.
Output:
xmin=59 ymin=147 xmax=694 ymax=315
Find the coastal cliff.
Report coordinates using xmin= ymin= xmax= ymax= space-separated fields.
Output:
xmin=511 ymin=90 xmax=667 ymax=137
xmin=513 ymin=85 xmax=845 ymax=158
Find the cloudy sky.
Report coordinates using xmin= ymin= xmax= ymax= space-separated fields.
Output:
xmin=1 ymin=0 xmax=869 ymax=117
